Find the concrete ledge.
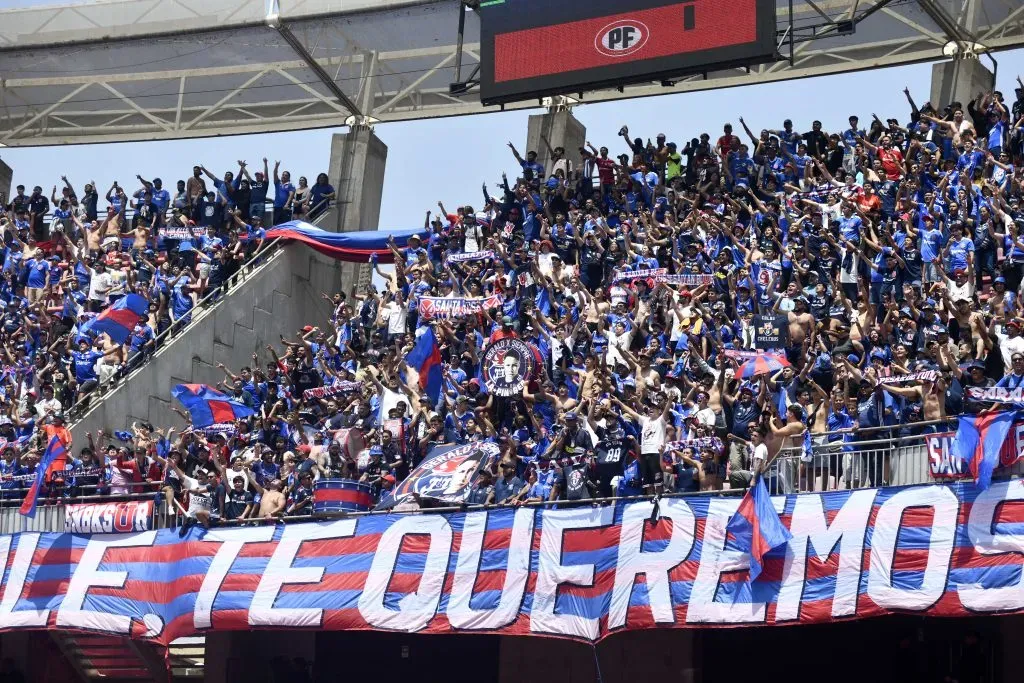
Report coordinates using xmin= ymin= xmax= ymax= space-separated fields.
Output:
xmin=69 ymin=246 xmax=343 ymax=443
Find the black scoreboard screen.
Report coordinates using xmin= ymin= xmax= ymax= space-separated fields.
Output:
xmin=479 ymin=0 xmax=778 ymax=106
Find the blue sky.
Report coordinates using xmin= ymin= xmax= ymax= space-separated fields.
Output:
xmin=2 ymin=48 xmax=1023 ymax=230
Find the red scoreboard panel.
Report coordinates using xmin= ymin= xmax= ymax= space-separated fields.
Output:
xmin=479 ymin=0 xmax=778 ymax=106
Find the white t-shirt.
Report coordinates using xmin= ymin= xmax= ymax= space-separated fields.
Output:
xmin=88 ymin=269 xmax=115 ymax=302
xmin=639 ymin=415 xmax=666 ymax=454
xmin=752 ymin=443 xmax=769 ymax=472
xmin=184 ymin=476 xmax=214 ymax=515
xmin=384 ymin=302 xmax=407 ymax=335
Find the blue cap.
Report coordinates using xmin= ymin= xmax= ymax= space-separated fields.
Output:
xmin=847 ymin=354 xmax=860 ymax=364
xmin=995 ymin=276 xmax=1007 ymax=284
xmin=923 ymin=298 xmax=937 ymax=309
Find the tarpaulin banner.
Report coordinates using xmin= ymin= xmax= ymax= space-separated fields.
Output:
xmin=926 ymin=427 xmax=1024 ymax=478
xmin=378 ymin=442 xmax=500 ymax=508
xmin=161 ymin=226 xmax=199 ymax=240
xmin=446 ymin=250 xmax=495 ymax=265
xmin=303 ymin=381 xmax=363 ymax=400
xmin=8 ymin=481 xmax=1024 ymax=646
xmin=418 ymin=295 xmax=503 ymax=320
xmin=966 ymin=386 xmax=1024 ymax=405
xmin=877 ymin=370 xmax=939 ymax=386
xmin=612 ymin=268 xmax=667 ymax=283
xmin=656 ymin=274 xmax=714 ymax=286
xmin=64 ymin=500 xmax=153 ymax=534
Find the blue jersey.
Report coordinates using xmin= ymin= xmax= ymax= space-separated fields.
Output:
xmin=71 ymin=349 xmax=103 ymax=383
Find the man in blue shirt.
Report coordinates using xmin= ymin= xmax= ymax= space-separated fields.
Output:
xmin=272 ymin=160 xmax=295 ymax=226
xmin=507 ymin=142 xmax=544 ymax=181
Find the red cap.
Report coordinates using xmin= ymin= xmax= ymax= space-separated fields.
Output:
xmin=383 ymin=474 xmax=396 ymax=484
xmin=302 ymin=325 xmax=314 ymax=333
xmin=296 ymin=444 xmax=311 ymax=455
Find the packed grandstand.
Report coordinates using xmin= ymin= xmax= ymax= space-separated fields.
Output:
xmin=1 ymin=84 xmax=1023 ymax=527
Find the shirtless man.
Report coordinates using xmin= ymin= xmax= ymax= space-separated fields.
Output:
xmin=786 ymin=297 xmax=815 ymax=353
xmin=765 ymin=403 xmax=808 ymax=493
xmin=244 ymin=466 xmax=287 ymax=520
xmin=879 ymin=373 xmax=947 ymax=423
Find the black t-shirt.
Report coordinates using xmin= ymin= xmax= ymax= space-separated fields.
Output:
xmin=731 ymin=399 xmax=761 ymax=438
xmin=559 ymin=427 xmax=593 ymax=458
xmin=223 ymin=488 xmax=254 ymax=519
xmin=290 ymin=363 xmax=321 ymax=395
xmin=594 ymin=438 xmax=627 ymax=481
xmin=559 ymin=463 xmax=593 ymax=500
xmin=136 ymin=201 xmax=158 ymax=228
xmin=82 ymin=190 xmax=99 ymax=221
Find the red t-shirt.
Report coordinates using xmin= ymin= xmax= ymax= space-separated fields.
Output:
xmin=595 ymin=157 xmax=616 ymax=185
xmin=878 ymin=147 xmax=904 ymax=180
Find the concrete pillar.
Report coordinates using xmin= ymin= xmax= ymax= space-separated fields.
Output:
xmin=327 ymin=124 xmax=388 ymax=294
xmin=930 ymin=57 xmax=994 ymax=112
xmin=0 ymin=157 xmax=12 ymax=206
xmin=526 ymin=108 xmax=587 ymax=180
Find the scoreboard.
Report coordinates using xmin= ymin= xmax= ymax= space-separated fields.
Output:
xmin=479 ymin=0 xmax=778 ymax=106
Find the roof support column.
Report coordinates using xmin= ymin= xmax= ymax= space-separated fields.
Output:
xmin=0 ymin=157 xmax=11 ymax=208
xmin=525 ymin=98 xmax=586 ymax=183
xmin=327 ymin=122 xmax=388 ymax=295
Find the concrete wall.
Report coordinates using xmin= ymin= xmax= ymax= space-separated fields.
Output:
xmin=930 ymin=57 xmax=994 ymax=112
xmin=0 ymin=157 xmax=12 ymax=206
xmin=526 ymin=109 xmax=586 ymax=179
xmin=326 ymin=126 xmax=388 ymax=296
xmin=69 ymin=246 xmax=343 ymax=442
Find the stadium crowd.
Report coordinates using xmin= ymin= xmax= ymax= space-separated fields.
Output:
xmin=2 ymin=81 xmax=1024 ymax=527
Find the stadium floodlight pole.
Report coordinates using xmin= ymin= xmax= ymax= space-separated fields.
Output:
xmin=265 ymin=0 xmax=364 ymax=117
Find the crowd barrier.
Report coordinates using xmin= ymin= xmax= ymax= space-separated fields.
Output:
xmin=61 ymin=198 xmax=330 ymax=423
xmin=0 ymin=419 xmax=1013 ymax=534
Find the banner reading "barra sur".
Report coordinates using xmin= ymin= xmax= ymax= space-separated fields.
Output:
xmin=3 ymin=481 xmax=1024 ymax=646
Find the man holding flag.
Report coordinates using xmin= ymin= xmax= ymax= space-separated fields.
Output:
xmin=19 ymin=436 xmax=68 ymax=518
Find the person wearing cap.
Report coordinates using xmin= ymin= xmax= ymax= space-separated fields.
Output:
xmin=995 ymin=318 xmax=1024 ymax=373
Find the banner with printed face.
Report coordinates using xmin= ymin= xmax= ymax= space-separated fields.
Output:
xmin=378 ymin=442 xmax=500 ymax=508
xmin=64 ymin=500 xmax=153 ymax=534
xmin=926 ymin=425 xmax=1024 ymax=478
xmin=5 ymin=481 xmax=1024 ymax=646
xmin=481 ymin=338 xmax=536 ymax=397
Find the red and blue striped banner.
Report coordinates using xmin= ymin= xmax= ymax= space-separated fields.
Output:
xmin=1 ymin=481 xmax=1023 ymax=645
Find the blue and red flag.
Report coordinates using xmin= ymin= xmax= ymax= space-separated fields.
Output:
xmin=20 ymin=436 xmax=67 ymax=517
xmin=405 ymin=327 xmax=443 ymax=403
xmin=80 ymin=293 xmax=149 ymax=345
xmin=266 ymin=220 xmax=428 ymax=264
xmin=952 ymin=410 xmax=1019 ymax=491
xmin=172 ymin=384 xmax=256 ymax=428
xmin=726 ymin=477 xmax=792 ymax=581
xmin=736 ymin=353 xmax=790 ymax=380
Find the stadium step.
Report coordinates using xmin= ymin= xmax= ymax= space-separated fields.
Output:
xmin=168 ymin=636 xmax=207 ymax=679
xmin=50 ymin=632 xmax=205 ymax=682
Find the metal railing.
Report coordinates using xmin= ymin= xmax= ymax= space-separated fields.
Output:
xmin=62 ymin=236 xmax=285 ymax=422
xmin=62 ymin=197 xmax=331 ymax=423
xmin=0 ymin=418 xmax=1001 ymax=533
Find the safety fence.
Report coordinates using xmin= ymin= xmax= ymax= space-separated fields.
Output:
xmin=61 ymin=197 xmax=331 ymax=423
xmin=0 ymin=417 xmax=1009 ymax=534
